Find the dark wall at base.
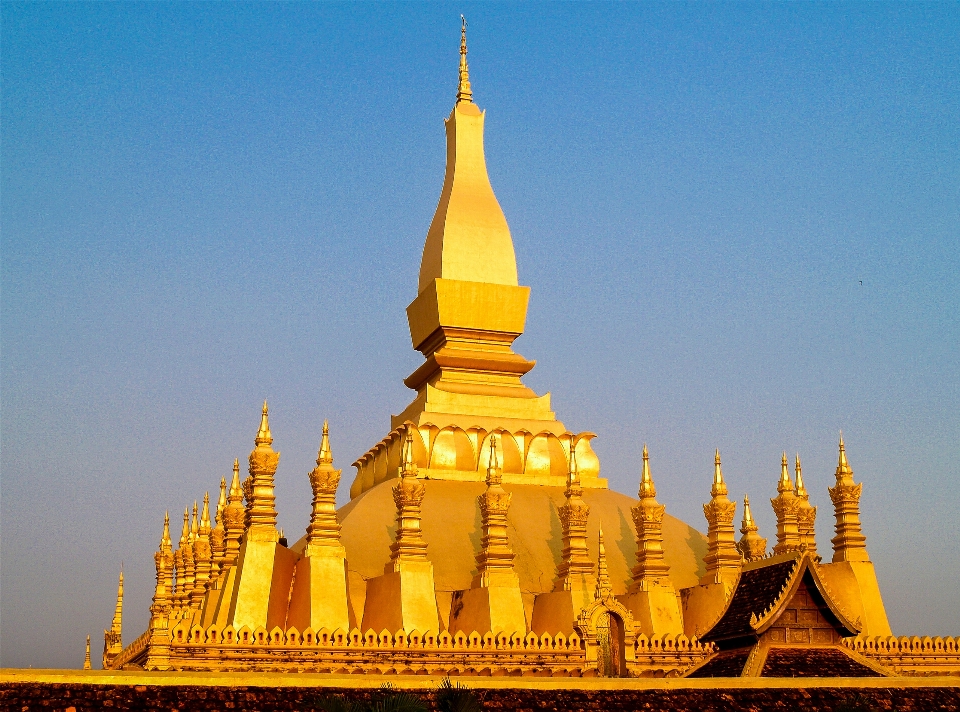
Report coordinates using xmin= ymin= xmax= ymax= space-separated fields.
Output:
xmin=1 ymin=683 xmax=958 ymax=712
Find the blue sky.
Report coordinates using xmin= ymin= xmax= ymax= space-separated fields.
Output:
xmin=2 ymin=3 xmax=958 ymax=668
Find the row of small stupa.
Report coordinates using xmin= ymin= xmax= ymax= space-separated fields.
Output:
xmin=100 ymin=400 xmax=874 ymax=668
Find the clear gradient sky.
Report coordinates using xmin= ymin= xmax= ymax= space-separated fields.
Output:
xmin=2 ymin=3 xmax=958 ymax=668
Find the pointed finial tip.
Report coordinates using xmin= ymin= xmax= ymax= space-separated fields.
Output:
xmin=263 ymin=399 xmax=268 ymax=414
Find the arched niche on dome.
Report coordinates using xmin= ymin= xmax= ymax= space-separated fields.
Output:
xmin=477 ymin=431 xmax=523 ymax=474
xmin=524 ymin=433 xmax=568 ymax=479
xmin=573 ymin=434 xmax=601 ymax=480
xmin=429 ymin=426 xmax=475 ymax=471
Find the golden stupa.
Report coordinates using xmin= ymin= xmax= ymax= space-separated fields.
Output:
xmin=99 ymin=23 xmax=959 ymax=678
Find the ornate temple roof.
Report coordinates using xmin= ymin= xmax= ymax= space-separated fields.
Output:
xmin=702 ymin=552 xmax=860 ymax=648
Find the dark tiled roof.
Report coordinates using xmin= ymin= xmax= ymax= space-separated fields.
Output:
xmin=761 ymin=647 xmax=882 ymax=677
xmin=686 ymin=649 xmax=751 ymax=678
xmin=702 ymin=559 xmax=797 ymax=644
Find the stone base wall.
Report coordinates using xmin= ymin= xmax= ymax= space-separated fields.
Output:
xmin=3 ymin=682 xmax=959 ymax=712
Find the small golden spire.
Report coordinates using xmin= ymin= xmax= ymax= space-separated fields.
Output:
xmin=638 ymin=443 xmax=656 ymax=499
xmin=794 ymin=453 xmax=818 ymax=555
xmin=179 ymin=507 xmax=190 ymax=548
xmin=568 ymin=444 xmax=580 ymax=488
xmin=742 ymin=495 xmax=756 ymax=529
xmin=778 ymin=451 xmax=794 ymax=493
xmin=317 ymin=419 xmax=333 ymax=465
xmin=83 ymin=635 xmax=91 ymax=670
xmin=200 ymin=492 xmax=211 ymax=532
xmin=737 ymin=494 xmax=767 ymax=561
xmin=401 ymin=430 xmax=417 ymax=475
xmin=161 ymin=510 xmax=171 ymax=550
xmin=595 ymin=521 xmax=612 ymax=600
xmin=830 ymin=433 xmax=868 ymax=562
xmin=772 ymin=452 xmax=802 ymax=555
xmin=456 ymin=15 xmax=473 ymax=104
xmin=190 ymin=501 xmax=199 ymax=542
xmin=712 ymin=449 xmax=728 ymax=497
xmin=216 ymin=477 xmax=227 ymax=518
xmin=837 ymin=431 xmax=852 ymax=479
xmin=630 ymin=444 xmax=671 ymax=588
xmin=111 ymin=568 xmax=123 ymax=634
xmin=230 ymin=458 xmax=241 ymax=496
xmin=255 ymin=400 xmax=273 ymax=446
xmin=486 ymin=435 xmax=501 ymax=485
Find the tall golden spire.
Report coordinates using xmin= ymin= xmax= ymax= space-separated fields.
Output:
xmin=222 ymin=458 xmax=245 ymax=566
xmin=456 ymin=15 xmax=473 ymax=104
xmin=795 ymin=453 xmax=818 ymax=556
xmin=555 ymin=447 xmax=594 ymax=591
xmin=247 ymin=400 xmax=280 ymax=536
xmin=474 ymin=435 xmax=520 ymax=588
xmin=829 ymin=433 xmax=869 ymax=562
xmin=83 ymin=635 xmax=91 ymax=670
xmin=415 ymin=18 xmax=518 ymax=293
xmin=630 ymin=445 xmax=671 ymax=589
xmin=594 ymin=522 xmax=612 ymax=601
xmin=772 ymin=452 xmax=802 ymax=555
xmin=736 ymin=495 xmax=767 ymax=561
xmin=702 ymin=450 xmax=741 ymax=584
xmin=305 ymin=420 xmax=345 ymax=557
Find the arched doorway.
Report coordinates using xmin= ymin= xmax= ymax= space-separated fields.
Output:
xmin=595 ymin=610 xmax=627 ymax=678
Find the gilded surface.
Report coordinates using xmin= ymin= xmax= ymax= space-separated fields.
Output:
xmin=95 ymin=27 xmax=943 ymax=680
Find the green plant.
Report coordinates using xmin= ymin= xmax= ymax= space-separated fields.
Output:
xmin=434 ymin=677 xmax=481 ymax=712
xmin=313 ymin=684 xmax=428 ymax=712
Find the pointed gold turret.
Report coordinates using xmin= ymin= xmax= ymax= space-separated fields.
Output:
xmin=210 ymin=477 xmax=227 ymax=576
xmin=285 ymin=419 xmax=351 ymax=634
xmin=83 ymin=635 xmax=92 ymax=670
xmin=102 ymin=569 xmax=124 ymax=668
xmin=145 ymin=511 xmax=174 ymax=670
xmin=736 ymin=495 xmax=767 ymax=561
xmin=450 ymin=434 xmax=527 ymax=636
xmin=629 ymin=444 xmax=671 ymax=587
xmin=387 ymin=433 xmax=429 ymax=565
xmin=555 ymin=448 xmax=595 ymax=592
xmin=594 ymin=522 xmax=612 ymax=601
xmin=702 ymin=450 xmax=741 ymax=584
xmin=222 ymin=459 xmax=245 ymax=566
xmin=795 ymin=453 xmax=818 ymax=556
xmin=620 ymin=444 xmax=683 ymax=637
xmin=304 ymin=420 xmax=344 ymax=557
xmin=829 ymin=433 xmax=869 ymax=562
xmin=191 ymin=493 xmax=213 ymax=608
xmin=173 ymin=507 xmax=190 ymax=608
xmin=772 ymin=452 xmax=802 ymax=554
xmin=473 ymin=435 xmax=519 ymax=587
xmin=247 ymin=400 xmax=280 ymax=535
